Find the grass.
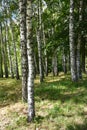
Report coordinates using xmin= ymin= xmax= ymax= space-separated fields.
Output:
xmin=0 ymin=73 xmax=87 ymax=130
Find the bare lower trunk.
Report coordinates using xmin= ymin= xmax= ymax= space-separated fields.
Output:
xmin=8 ymin=43 xmax=14 ymax=78
xmin=52 ymin=52 xmax=58 ymax=76
xmin=37 ymin=30 xmax=43 ymax=82
xmin=81 ymin=38 xmax=85 ymax=73
xmin=76 ymin=0 xmax=83 ymax=79
xmin=0 ymin=44 xmax=3 ymax=78
xmin=19 ymin=0 xmax=28 ymax=102
xmin=62 ymin=49 xmax=67 ymax=74
xmin=42 ymin=24 xmax=48 ymax=76
xmin=81 ymin=0 xmax=86 ymax=73
xmin=6 ymin=22 xmax=14 ymax=79
xmin=0 ymin=24 xmax=3 ymax=78
xmin=4 ymin=23 xmax=9 ymax=78
xmin=10 ymin=20 xmax=20 ymax=80
xmin=77 ymin=37 xmax=82 ymax=79
xmin=34 ymin=54 xmax=39 ymax=77
xmin=69 ymin=0 xmax=77 ymax=81
xmin=37 ymin=0 xmax=44 ymax=82
xmin=27 ymin=0 xmax=35 ymax=122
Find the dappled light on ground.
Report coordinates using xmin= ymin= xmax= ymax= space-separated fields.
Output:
xmin=0 ymin=74 xmax=87 ymax=130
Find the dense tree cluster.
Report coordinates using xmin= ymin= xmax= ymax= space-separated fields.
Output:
xmin=0 ymin=0 xmax=87 ymax=122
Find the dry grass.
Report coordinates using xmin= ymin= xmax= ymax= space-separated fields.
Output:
xmin=0 ymin=73 xmax=87 ymax=130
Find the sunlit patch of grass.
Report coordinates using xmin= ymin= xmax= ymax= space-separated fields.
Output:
xmin=0 ymin=74 xmax=87 ymax=130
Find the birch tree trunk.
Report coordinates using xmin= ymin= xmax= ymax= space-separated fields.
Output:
xmin=6 ymin=22 xmax=14 ymax=79
xmin=10 ymin=20 xmax=20 ymax=80
xmin=62 ymin=48 xmax=67 ymax=74
xmin=76 ymin=0 xmax=83 ymax=79
xmin=4 ymin=23 xmax=9 ymax=78
xmin=69 ymin=0 xmax=77 ymax=81
xmin=81 ymin=0 xmax=86 ymax=73
xmin=0 ymin=43 xmax=3 ymax=78
xmin=0 ymin=24 xmax=3 ymax=78
xmin=7 ymin=42 xmax=14 ymax=78
xmin=34 ymin=54 xmax=39 ymax=77
xmin=42 ymin=24 xmax=48 ymax=76
xmin=52 ymin=51 xmax=58 ymax=76
xmin=81 ymin=38 xmax=85 ymax=73
xmin=37 ymin=0 xmax=44 ymax=82
xmin=27 ymin=0 xmax=35 ymax=122
xmin=19 ymin=0 xmax=28 ymax=102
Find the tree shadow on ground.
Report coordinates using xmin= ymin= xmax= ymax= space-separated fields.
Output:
xmin=66 ymin=120 xmax=87 ymax=130
xmin=35 ymin=76 xmax=87 ymax=104
xmin=0 ymin=79 xmax=21 ymax=108
xmin=35 ymin=76 xmax=87 ymax=128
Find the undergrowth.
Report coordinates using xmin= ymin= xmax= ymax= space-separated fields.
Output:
xmin=0 ymin=73 xmax=87 ymax=130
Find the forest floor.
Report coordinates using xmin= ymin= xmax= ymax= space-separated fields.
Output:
xmin=0 ymin=73 xmax=87 ymax=130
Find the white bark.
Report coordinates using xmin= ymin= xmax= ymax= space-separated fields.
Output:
xmin=19 ymin=0 xmax=28 ymax=102
xmin=27 ymin=0 xmax=35 ymax=122
xmin=69 ymin=0 xmax=77 ymax=81
xmin=76 ymin=0 xmax=83 ymax=79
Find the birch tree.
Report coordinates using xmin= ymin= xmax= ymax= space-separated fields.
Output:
xmin=37 ymin=0 xmax=44 ymax=82
xmin=10 ymin=19 xmax=20 ymax=80
xmin=6 ymin=21 xmax=14 ymax=79
xmin=69 ymin=0 xmax=77 ymax=81
xmin=4 ymin=22 xmax=9 ymax=78
xmin=76 ymin=0 xmax=83 ymax=79
xmin=27 ymin=0 xmax=35 ymax=122
xmin=19 ymin=0 xmax=28 ymax=102
xmin=0 ymin=24 xmax=3 ymax=78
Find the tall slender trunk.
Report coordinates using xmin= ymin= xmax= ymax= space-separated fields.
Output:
xmin=69 ymin=0 xmax=77 ymax=81
xmin=52 ymin=51 xmax=58 ymax=76
xmin=6 ymin=22 xmax=14 ymax=79
xmin=81 ymin=38 xmax=85 ymax=73
xmin=68 ymin=52 xmax=71 ymax=71
xmin=37 ymin=0 xmax=44 ymax=82
xmin=34 ymin=54 xmax=39 ymax=77
xmin=27 ymin=0 xmax=35 ymax=122
xmin=19 ymin=0 xmax=28 ymax=102
xmin=0 ymin=24 xmax=3 ymax=78
xmin=10 ymin=20 xmax=20 ymax=80
xmin=42 ymin=24 xmax=48 ymax=76
xmin=7 ymin=42 xmax=14 ymax=78
xmin=4 ymin=23 xmax=9 ymax=78
xmin=62 ymin=48 xmax=67 ymax=74
xmin=76 ymin=0 xmax=83 ymax=79
xmin=81 ymin=0 xmax=86 ymax=73
xmin=0 ymin=43 xmax=3 ymax=78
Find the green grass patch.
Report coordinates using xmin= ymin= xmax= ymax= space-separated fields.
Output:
xmin=0 ymin=74 xmax=87 ymax=130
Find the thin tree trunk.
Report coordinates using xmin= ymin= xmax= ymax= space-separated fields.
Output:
xmin=76 ymin=0 xmax=83 ymax=79
xmin=68 ymin=52 xmax=71 ymax=71
xmin=69 ymin=0 xmax=77 ymax=81
xmin=81 ymin=0 xmax=86 ymax=73
xmin=42 ymin=24 xmax=48 ymax=76
xmin=81 ymin=38 xmax=85 ymax=73
xmin=4 ymin=23 xmax=9 ymax=78
xmin=7 ymin=42 xmax=14 ymax=78
xmin=19 ymin=0 xmax=28 ymax=102
xmin=0 ymin=24 xmax=3 ymax=78
xmin=27 ymin=0 xmax=35 ymax=122
xmin=62 ymin=48 xmax=67 ymax=74
xmin=6 ymin=22 xmax=14 ymax=79
xmin=37 ymin=0 xmax=44 ymax=82
xmin=34 ymin=54 xmax=39 ymax=77
xmin=0 ymin=45 xmax=3 ymax=78
xmin=10 ymin=20 xmax=20 ymax=80
xmin=52 ymin=52 xmax=58 ymax=76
